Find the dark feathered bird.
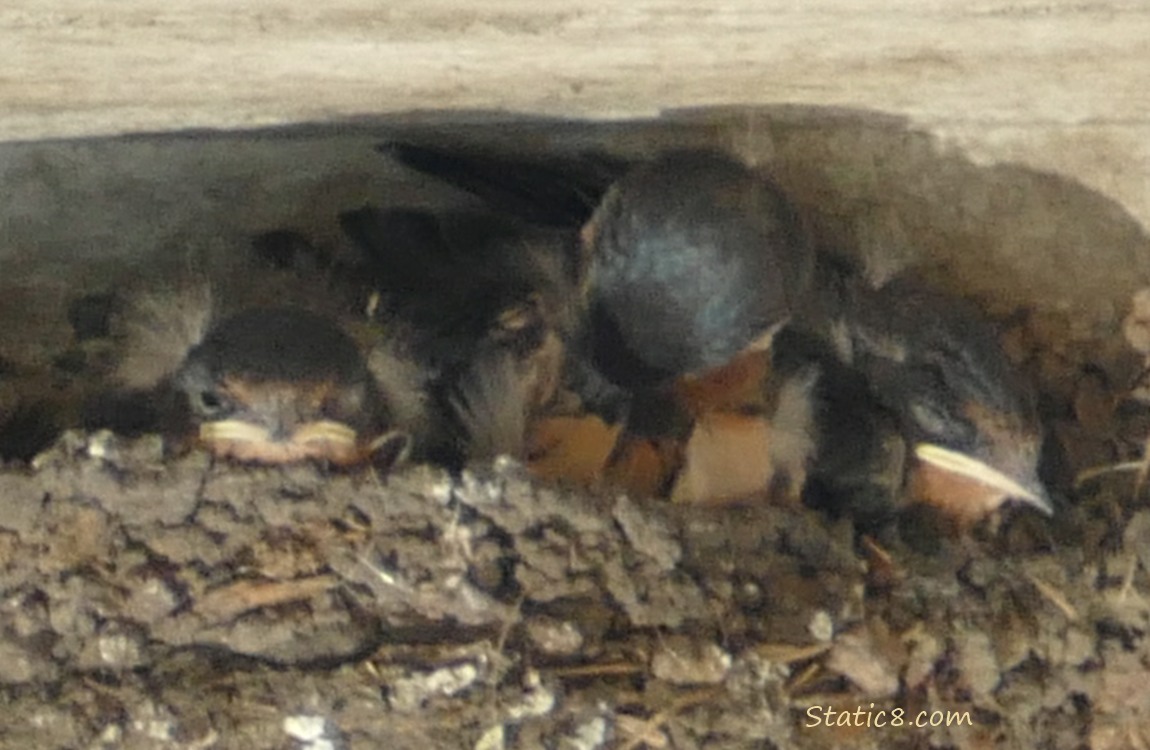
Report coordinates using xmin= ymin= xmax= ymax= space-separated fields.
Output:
xmin=580 ymin=150 xmax=813 ymax=390
xmin=849 ymin=276 xmax=1050 ymax=521
xmin=384 ymin=142 xmax=815 ymax=413
xmin=339 ymin=206 xmax=580 ymax=374
xmin=787 ymin=259 xmax=1052 ymax=526
xmin=382 ymin=140 xmax=1050 ymax=524
xmin=380 ymin=142 xmax=818 ymax=501
xmin=171 ymin=306 xmax=414 ymax=467
xmin=92 ymin=229 xmax=433 ymax=469
xmin=338 ymin=205 xmax=577 ymax=466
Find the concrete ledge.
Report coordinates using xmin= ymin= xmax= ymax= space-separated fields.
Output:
xmin=4 ymin=1 xmax=1150 ymax=229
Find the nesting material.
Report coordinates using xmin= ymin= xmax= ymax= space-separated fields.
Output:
xmin=0 ymin=110 xmax=1148 ymax=750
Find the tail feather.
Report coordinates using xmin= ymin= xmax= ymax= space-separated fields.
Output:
xmin=379 ymin=141 xmax=628 ymax=228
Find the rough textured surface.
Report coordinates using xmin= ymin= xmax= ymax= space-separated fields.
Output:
xmin=0 ymin=427 xmax=1146 ymax=748
xmin=0 ymin=80 xmax=1149 ymax=747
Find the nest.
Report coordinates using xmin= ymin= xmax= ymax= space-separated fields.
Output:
xmin=1 ymin=110 xmax=1149 ymax=749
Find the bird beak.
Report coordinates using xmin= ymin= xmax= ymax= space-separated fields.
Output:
xmin=200 ymin=419 xmax=359 ymax=447
xmin=291 ymin=420 xmax=359 ymax=448
xmin=199 ymin=420 xmax=271 ymax=444
xmin=913 ymin=442 xmax=1053 ymax=515
xmin=198 ymin=419 xmax=363 ymax=465
xmin=742 ymin=318 xmax=789 ymax=354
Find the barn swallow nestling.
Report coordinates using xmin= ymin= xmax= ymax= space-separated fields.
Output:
xmin=103 ymin=276 xmax=428 ymax=469
xmin=798 ymin=267 xmax=1054 ymax=527
xmin=382 ymin=142 xmax=818 ymax=501
xmin=577 ymin=150 xmax=814 ymax=396
xmin=548 ymin=150 xmax=818 ymax=503
xmin=383 ymin=143 xmax=814 ymax=411
xmin=172 ymin=307 xmax=412 ymax=468
xmin=381 ymin=139 xmax=1054 ymax=522
xmin=339 ymin=205 xmax=579 ymax=375
xmin=338 ymin=204 xmax=577 ymax=467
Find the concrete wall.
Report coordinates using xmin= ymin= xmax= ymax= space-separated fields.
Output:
xmin=4 ymin=0 xmax=1149 ymax=229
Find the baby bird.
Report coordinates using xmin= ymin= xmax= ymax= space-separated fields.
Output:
xmin=791 ymin=259 xmax=1053 ymax=527
xmin=101 ymin=235 xmax=431 ymax=468
xmin=578 ymin=149 xmax=813 ymax=397
xmin=384 ymin=142 xmax=814 ymax=415
xmin=171 ymin=305 xmax=414 ymax=468
xmin=382 ymin=142 xmax=818 ymax=503
xmin=338 ymin=204 xmax=577 ymax=467
xmin=384 ymin=139 xmax=1054 ymax=526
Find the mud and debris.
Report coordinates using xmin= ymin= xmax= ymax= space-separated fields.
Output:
xmin=1 ymin=113 xmax=1150 ymax=748
xmin=0 ymin=417 xmax=1145 ymax=748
